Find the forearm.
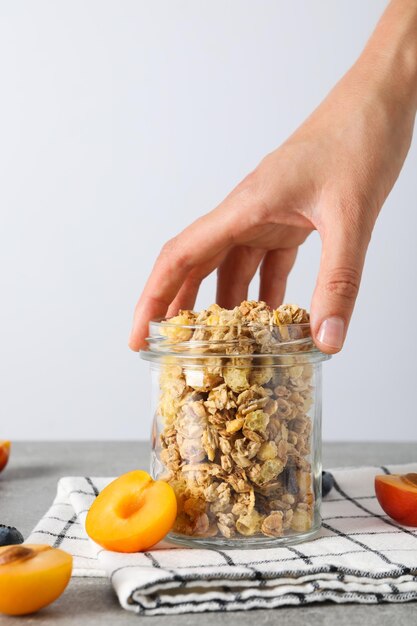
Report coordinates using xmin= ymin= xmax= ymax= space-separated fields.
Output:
xmin=357 ymin=0 xmax=417 ymax=115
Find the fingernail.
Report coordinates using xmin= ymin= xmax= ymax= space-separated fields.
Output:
xmin=317 ymin=316 xmax=345 ymax=350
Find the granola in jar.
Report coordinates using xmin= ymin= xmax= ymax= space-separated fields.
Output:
xmin=142 ymin=301 xmax=330 ymax=547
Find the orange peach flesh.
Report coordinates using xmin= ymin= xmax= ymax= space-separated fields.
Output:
xmin=0 ymin=441 xmax=10 ymax=472
xmin=375 ymin=473 xmax=417 ymax=527
xmin=86 ymin=470 xmax=177 ymax=552
xmin=0 ymin=544 xmax=72 ymax=616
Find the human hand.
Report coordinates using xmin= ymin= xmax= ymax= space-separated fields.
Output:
xmin=129 ymin=1 xmax=417 ymax=354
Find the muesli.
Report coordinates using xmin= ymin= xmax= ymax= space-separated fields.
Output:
xmin=155 ymin=301 xmax=315 ymax=539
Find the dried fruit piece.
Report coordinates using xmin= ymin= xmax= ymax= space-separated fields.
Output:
xmin=161 ymin=312 xmax=196 ymax=341
xmin=375 ymin=473 xmax=417 ymax=527
xmin=297 ymin=470 xmax=311 ymax=497
xmin=0 ymin=525 xmax=24 ymax=547
xmin=86 ymin=470 xmax=177 ymax=551
xmin=244 ymin=410 xmax=269 ymax=433
xmin=0 ymin=544 xmax=72 ymax=615
xmin=236 ymin=510 xmax=263 ymax=536
xmin=226 ymin=418 xmax=245 ymax=435
xmin=248 ymin=459 xmax=284 ymax=486
xmin=257 ymin=441 xmax=278 ymax=461
xmin=223 ymin=367 xmax=251 ymax=393
xmin=291 ymin=506 xmax=312 ymax=532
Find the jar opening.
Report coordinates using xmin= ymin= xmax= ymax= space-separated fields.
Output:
xmin=141 ymin=319 xmax=330 ymax=365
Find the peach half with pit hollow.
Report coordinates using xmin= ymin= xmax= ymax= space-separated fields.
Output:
xmin=85 ymin=470 xmax=177 ymax=552
xmin=0 ymin=441 xmax=10 ymax=473
xmin=0 ymin=544 xmax=72 ymax=615
xmin=375 ymin=472 xmax=417 ymax=527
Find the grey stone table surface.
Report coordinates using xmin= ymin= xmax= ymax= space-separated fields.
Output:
xmin=1 ymin=441 xmax=416 ymax=626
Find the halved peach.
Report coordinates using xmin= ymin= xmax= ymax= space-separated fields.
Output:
xmin=0 ymin=544 xmax=72 ymax=615
xmin=375 ymin=473 xmax=417 ymax=527
xmin=0 ymin=441 xmax=10 ymax=473
xmin=85 ymin=470 xmax=177 ymax=552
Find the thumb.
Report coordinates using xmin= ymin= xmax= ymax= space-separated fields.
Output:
xmin=310 ymin=220 xmax=369 ymax=354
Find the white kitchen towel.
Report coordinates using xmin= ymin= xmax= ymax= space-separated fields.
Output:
xmin=27 ymin=463 xmax=417 ymax=615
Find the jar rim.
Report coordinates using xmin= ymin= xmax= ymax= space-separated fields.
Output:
xmin=140 ymin=319 xmax=331 ymax=364
xmin=149 ymin=319 xmax=312 ymax=331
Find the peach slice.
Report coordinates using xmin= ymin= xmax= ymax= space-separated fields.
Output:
xmin=0 ymin=544 xmax=72 ymax=615
xmin=0 ymin=441 xmax=10 ymax=473
xmin=375 ymin=473 xmax=417 ymax=527
xmin=85 ymin=470 xmax=177 ymax=552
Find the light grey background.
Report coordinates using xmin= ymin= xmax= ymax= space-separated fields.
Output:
xmin=1 ymin=0 xmax=415 ymax=441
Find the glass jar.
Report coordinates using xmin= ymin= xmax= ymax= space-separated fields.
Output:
xmin=141 ymin=318 xmax=330 ymax=548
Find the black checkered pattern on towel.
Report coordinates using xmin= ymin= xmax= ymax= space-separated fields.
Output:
xmin=27 ymin=463 xmax=417 ymax=615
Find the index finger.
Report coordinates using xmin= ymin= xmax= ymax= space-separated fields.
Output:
xmin=128 ymin=203 xmax=238 ymax=351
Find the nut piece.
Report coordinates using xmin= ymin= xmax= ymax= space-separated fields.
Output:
xmin=261 ymin=511 xmax=284 ymax=537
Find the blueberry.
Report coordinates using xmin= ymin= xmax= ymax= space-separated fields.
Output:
xmin=0 ymin=525 xmax=24 ymax=546
xmin=322 ymin=471 xmax=334 ymax=497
